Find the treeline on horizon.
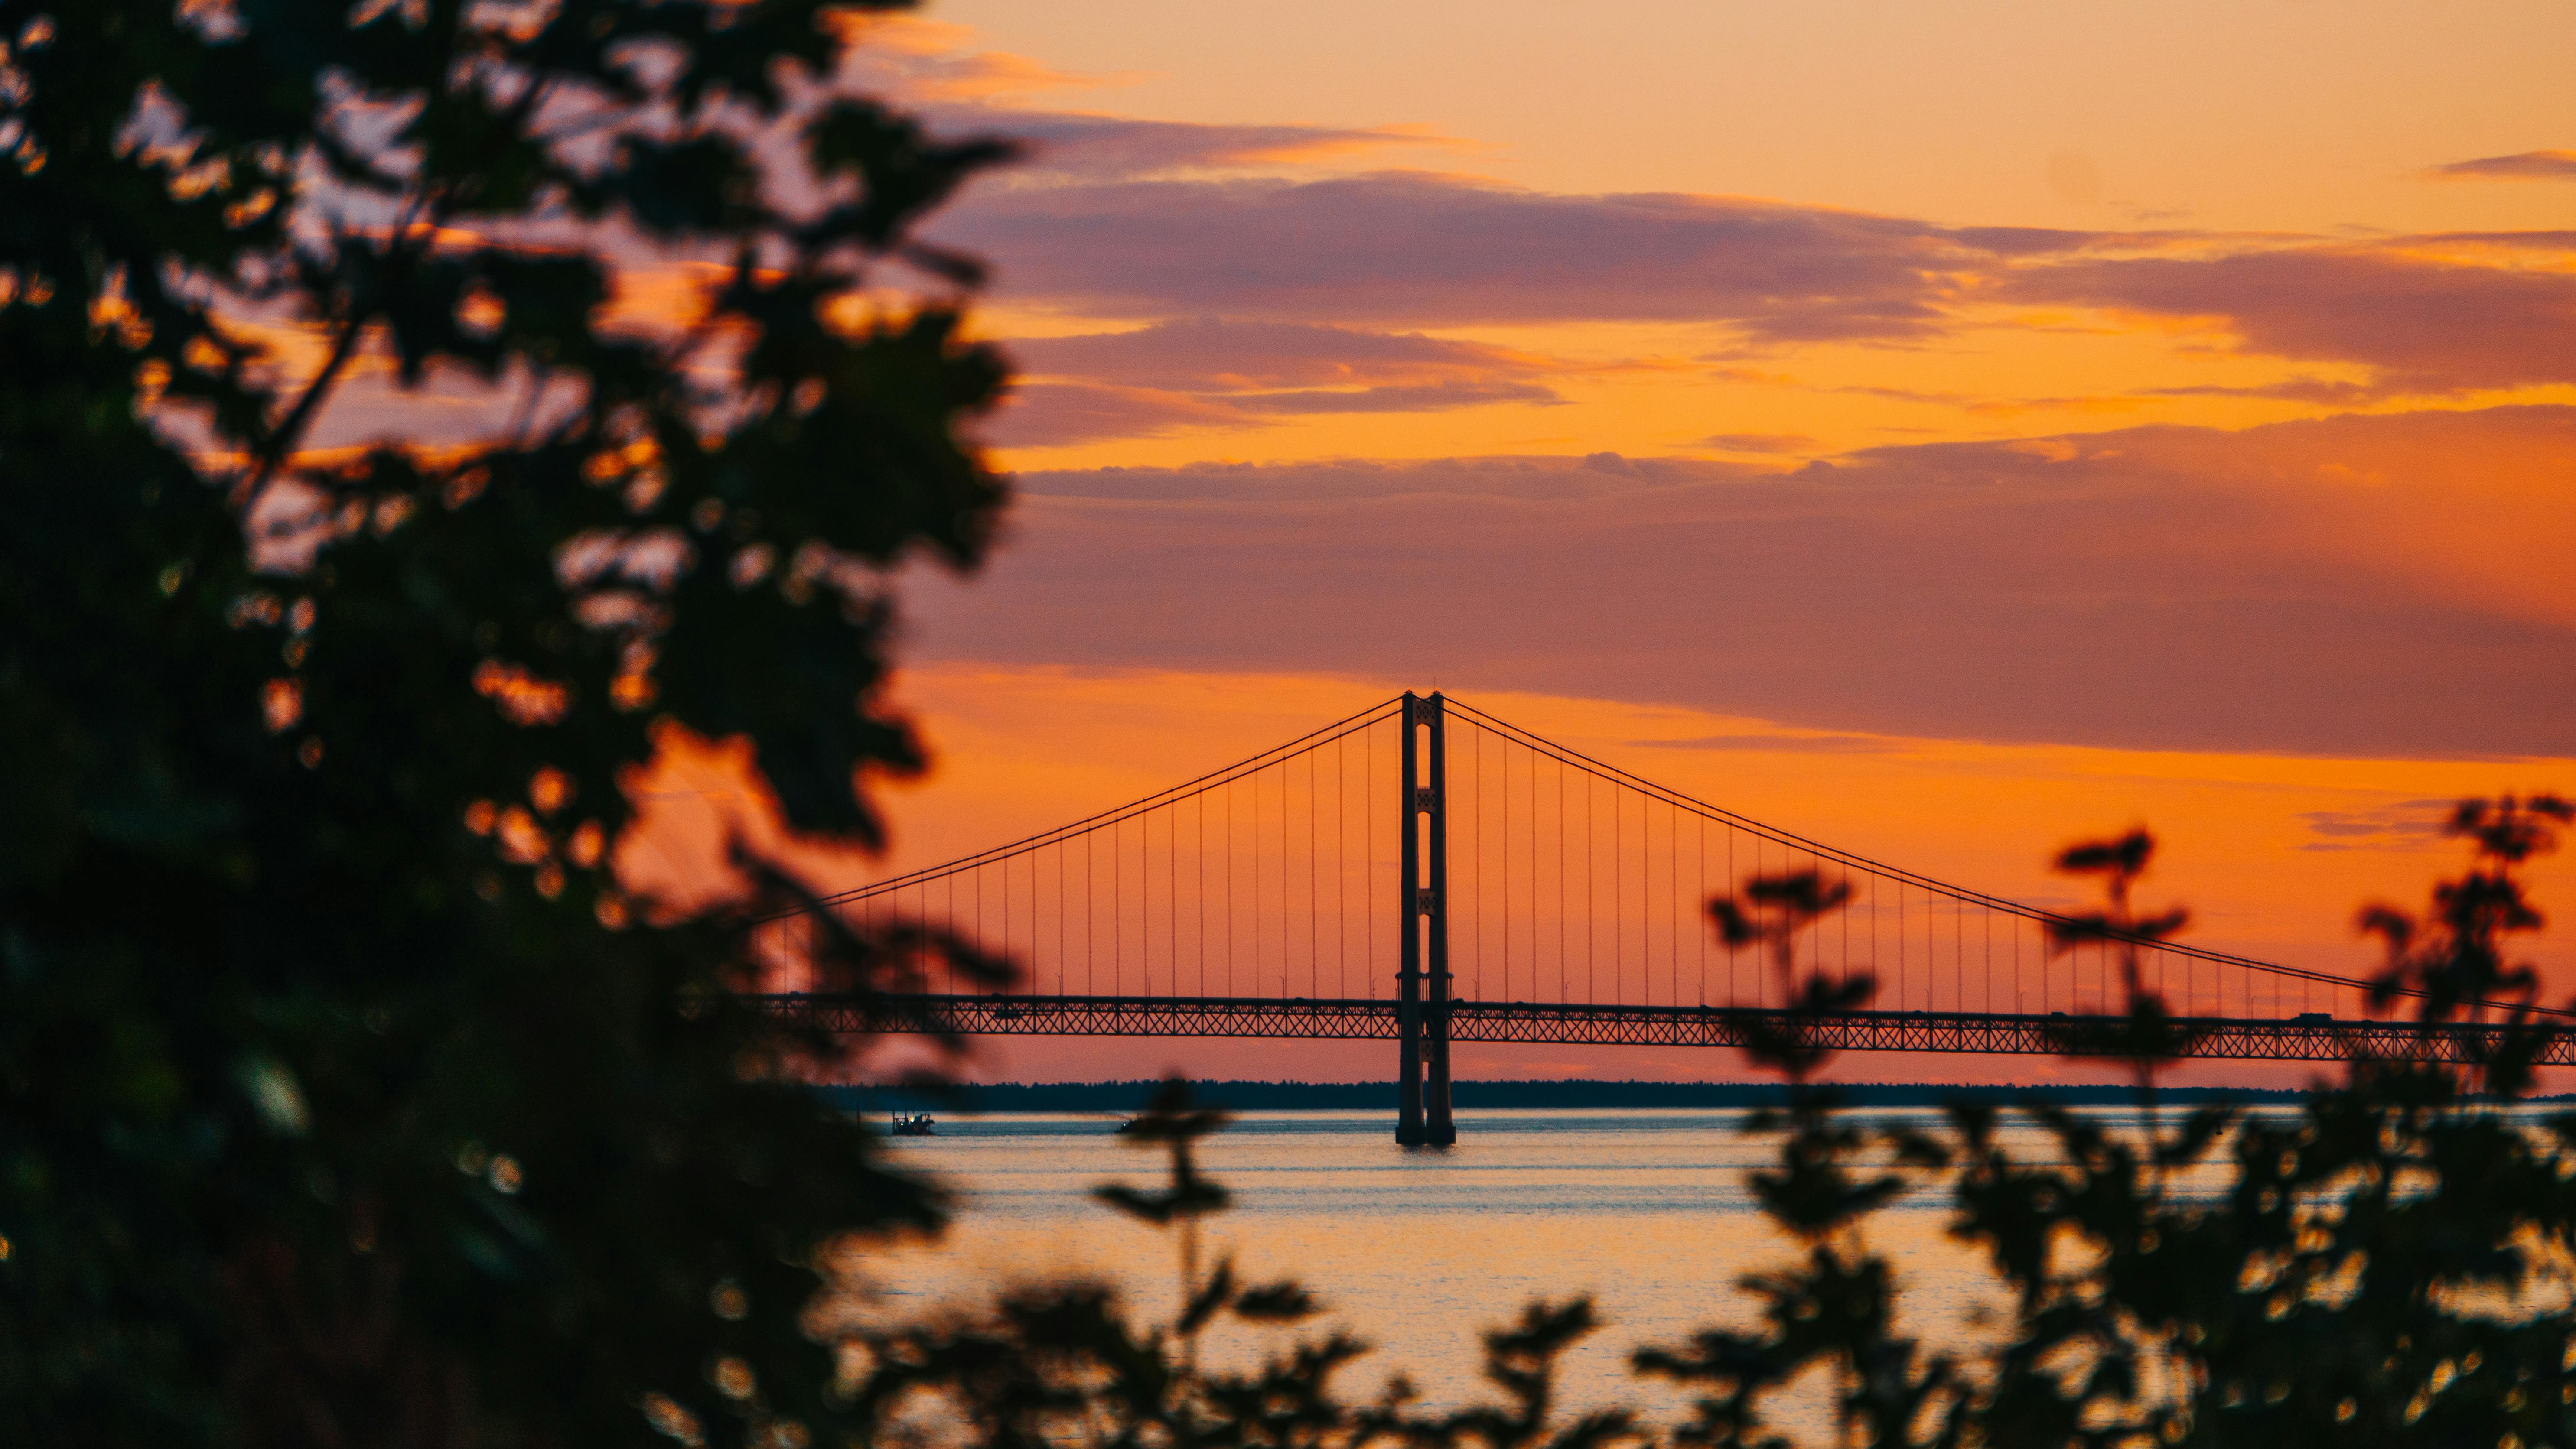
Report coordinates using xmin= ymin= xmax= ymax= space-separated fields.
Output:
xmin=814 ymin=1077 xmax=2360 ymax=1114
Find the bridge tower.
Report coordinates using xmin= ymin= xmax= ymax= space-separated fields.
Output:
xmin=1398 ymin=692 xmax=1455 ymax=1146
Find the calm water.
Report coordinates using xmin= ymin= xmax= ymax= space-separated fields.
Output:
xmin=856 ymin=1107 xmax=2185 ymax=1413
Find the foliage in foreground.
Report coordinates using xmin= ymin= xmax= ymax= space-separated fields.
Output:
xmin=863 ymin=805 xmax=2576 ymax=1449
xmin=3 ymin=0 xmax=1009 ymax=1443
xmin=9 ymin=0 xmax=2576 ymax=1446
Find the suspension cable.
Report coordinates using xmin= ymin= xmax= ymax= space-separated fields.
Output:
xmin=1439 ymin=697 xmax=2550 ymax=1016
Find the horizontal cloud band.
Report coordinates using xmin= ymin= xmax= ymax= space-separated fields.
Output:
xmin=933 ymin=159 xmax=2576 ymax=409
xmin=909 ymin=406 xmax=2576 ymax=760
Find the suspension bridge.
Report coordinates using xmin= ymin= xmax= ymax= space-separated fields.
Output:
xmin=760 ymin=693 xmax=2569 ymax=1143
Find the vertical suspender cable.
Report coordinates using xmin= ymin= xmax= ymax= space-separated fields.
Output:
xmin=1667 ymin=805 xmax=1679 ymax=1006
xmin=1166 ymin=806 xmax=1176 ymax=997
xmin=1839 ymin=861 xmax=1849 ymax=992
xmin=1496 ymin=727 xmax=1507 ymax=998
xmin=1197 ymin=795 xmax=1206 ymax=996
xmin=1751 ymin=835 xmax=1761 ymax=1006
xmin=1339 ymin=724 xmax=1352 ymax=997
xmin=1251 ymin=768 xmax=1260 ymax=995
xmin=1226 ymin=777 xmax=1235 ymax=996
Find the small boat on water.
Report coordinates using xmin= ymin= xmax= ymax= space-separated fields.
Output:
xmin=889 ymin=1111 xmax=936 ymax=1137
xmin=1114 ymin=1116 xmax=1142 ymax=1134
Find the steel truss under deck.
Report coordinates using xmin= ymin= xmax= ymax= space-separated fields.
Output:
xmin=758 ymin=992 xmax=2576 ymax=1066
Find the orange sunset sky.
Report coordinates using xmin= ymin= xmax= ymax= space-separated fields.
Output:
xmin=597 ymin=1 xmax=2576 ymax=1089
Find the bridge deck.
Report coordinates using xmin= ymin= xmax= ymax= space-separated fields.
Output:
xmin=759 ymin=994 xmax=2574 ymax=1065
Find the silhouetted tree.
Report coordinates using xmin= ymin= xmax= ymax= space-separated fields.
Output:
xmin=1634 ymin=801 xmax=2576 ymax=1449
xmin=1710 ymin=870 xmax=1867 ymax=1082
xmin=2 ymin=2 xmax=1010 ymax=1443
xmin=13 ymin=4 xmax=2576 ymax=1446
xmin=2361 ymin=794 xmax=2571 ymax=1095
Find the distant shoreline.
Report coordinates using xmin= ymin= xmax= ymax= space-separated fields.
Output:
xmin=810 ymin=1079 xmax=2390 ymax=1113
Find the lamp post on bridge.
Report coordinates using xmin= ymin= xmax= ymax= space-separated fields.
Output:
xmin=1397 ymin=691 xmax=1456 ymax=1146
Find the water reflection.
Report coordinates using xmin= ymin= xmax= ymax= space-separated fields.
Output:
xmin=857 ymin=1106 xmax=2230 ymax=1408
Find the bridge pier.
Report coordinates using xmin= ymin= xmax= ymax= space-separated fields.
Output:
xmin=1398 ymin=692 xmax=1455 ymax=1146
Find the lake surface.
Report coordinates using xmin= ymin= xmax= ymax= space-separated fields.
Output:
xmin=856 ymin=1106 xmax=2183 ymax=1415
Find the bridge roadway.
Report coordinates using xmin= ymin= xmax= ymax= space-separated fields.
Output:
xmin=757 ymin=993 xmax=2576 ymax=1066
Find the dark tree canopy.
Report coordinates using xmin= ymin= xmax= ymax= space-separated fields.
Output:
xmin=1 ymin=0 xmax=1012 ymax=1442
xmin=9 ymin=4 xmax=2576 ymax=1449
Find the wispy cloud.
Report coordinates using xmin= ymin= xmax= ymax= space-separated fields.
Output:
xmin=1697 ymin=432 xmax=1820 ymax=455
xmin=2006 ymin=243 xmax=2576 ymax=393
xmin=979 ymin=382 xmax=1248 ymax=448
xmin=2140 ymin=378 xmax=2383 ymax=405
xmin=2424 ymin=150 xmax=2576 ymax=182
xmin=967 ymin=112 xmax=1462 ymax=181
xmin=2296 ymin=802 xmax=2459 ymax=852
xmin=988 ymin=318 xmax=1570 ymax=444
xmin=1627 ymin=731 xmax=1901 ymax=754
xmin=940 ymin=172 xmax=2008 ymax=338
xmin=832 ymin=15 xmax=1140 ymax=103
xmin=1013 ymin=318 xmax=1559 ymax=393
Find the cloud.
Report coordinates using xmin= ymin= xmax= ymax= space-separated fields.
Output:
xmin=2425 ymin=150 xmax=2576 ymax=182
xmin=987 ymin=318 xmax=1573 ymax=444
xmin=1697 ymin=432 xmax=1819 ymax=455
xmin=927 ymin=142 xmax=2576 ymax=395
xmin=962 ymin=111 xmax=1457 ymax=181
xmin=905 ymin=406 xmax=2576 ymax=760
xmin=2009 ymin=243 xmax=2576 ymax=393
xmin=987 ymin=377 xmax=1558 ymax=446
xmin=1013 ymin=451 xmax=1741 ymax=503
xmin=979 ymin=382 xmax=1249 ymax=448
xmin=2141 ymin=377 xmax=2382 ymax=406
xmin=1627 ymin=731 xmax=1900 ymax=754
xmin=938 ymin=171 xmax=2046 ymax=339
xmin=832 ymin=16 xmax=1135 ymax=103
xmin=1833 ymin=383 xmax=1979 ymax=406
xmin=1229 ymin=379 xmax=1559 ymax=413
xmin=838 ymin=26 xmax=1464 ymax=176
xmin=1014 ymin=317 xmax=1558 ymax=392
xmin=2296 ymin=802 xmax=2458 ymax=852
